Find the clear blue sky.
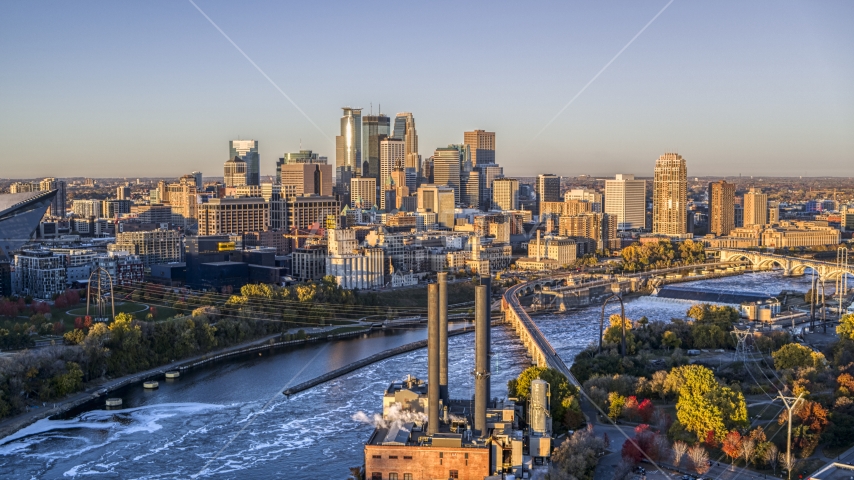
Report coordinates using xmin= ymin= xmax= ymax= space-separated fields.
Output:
xmin=1 ymin=1 xmax=851 ymax=179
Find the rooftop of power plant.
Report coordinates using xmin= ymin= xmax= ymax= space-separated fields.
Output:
xmin=367 ymin=400 xmax=491 ymax=448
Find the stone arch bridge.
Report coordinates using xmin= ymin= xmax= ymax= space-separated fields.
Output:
xmin=712 ymin=248 xmax=854 ymax=281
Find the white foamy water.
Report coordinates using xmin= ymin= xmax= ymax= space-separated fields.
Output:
xmin=0 ymin=328 xmax=528 ymax=479
xmin=0 ymin=271 xmax=813 ymax=479
xmin=532 ymin=270 xmax=815 ymax=364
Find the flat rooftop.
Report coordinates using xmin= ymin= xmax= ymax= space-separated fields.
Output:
xmin=367 ymin=400 xmax=487 ymax=448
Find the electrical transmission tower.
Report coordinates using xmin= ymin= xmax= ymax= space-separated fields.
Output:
xmin=777 ymin=393 xmax=804 ymax=480
xmin=732 ymin=327 xmax=752 ymax=362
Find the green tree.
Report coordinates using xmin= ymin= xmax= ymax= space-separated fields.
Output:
xmin=674 ymin=364 xmax=748 ymax=441
xmin=837 ymin=314 xmax=854 ymax=341
xmin=608 ymin=392 xmax=626 ymax=420
xmin=662 ymin=331 xmax=681 ymax=351
xmin=772 ymin=343 xmax=826 ymax=370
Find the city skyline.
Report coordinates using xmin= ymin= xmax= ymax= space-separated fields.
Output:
xmin=1 ymin=1 xmax=852 ymax=178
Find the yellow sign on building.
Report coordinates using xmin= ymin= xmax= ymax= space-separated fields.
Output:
xmin=218 ymin=242 xmax=235 ymax=251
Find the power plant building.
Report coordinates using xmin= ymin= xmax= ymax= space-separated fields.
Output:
xmin=363 ymin=275 xmax=533 ymax=479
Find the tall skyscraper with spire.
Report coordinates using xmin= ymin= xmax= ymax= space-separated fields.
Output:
xmin=229 ymin=140 xmax=260 ymax=186
xmin=393 ymin=113 xmax=419 ymax=176
xmin=652 ymin=152 xmax=688 ymax=235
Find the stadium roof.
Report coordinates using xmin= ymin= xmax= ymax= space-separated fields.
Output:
xmin=0 ymin=190 xmax=57 ymax=261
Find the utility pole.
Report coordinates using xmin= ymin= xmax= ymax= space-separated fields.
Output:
xmin=777 ymin=392 xmax=804 ymax=480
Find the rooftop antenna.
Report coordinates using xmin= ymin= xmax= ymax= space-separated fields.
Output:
xmin=370 ymin=102 xmax=372 ymax=115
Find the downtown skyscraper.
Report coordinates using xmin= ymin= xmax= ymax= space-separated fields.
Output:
xmin=652 ymin=153 xmax=687 ymax=236
xmin=336 ymin=107 xmax=363 ymax=177
xmin=362 ymin=113 xmax=391 ymax=182
xmin=708 ymin=180 xmax=735 ymax=235
xmin=393 ymin=113 xmax=419 ymax=176
xmin=464 ymin=130 xmax=496 ymax=167
xmin=229 ymin=140 xmax=260 ymax=186
xmin=604 ymin=174 xmax=646 ymax=230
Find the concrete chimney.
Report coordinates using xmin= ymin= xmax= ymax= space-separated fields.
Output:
xmin=474 ymin=284 xmax=488 ymax=437
xmin=480 ymin=275 xmax=492 ymax=403
xmin=427 ymin=283 xmax=440 ymax=436
xmin=438 ymin=272 xmax=449 ymax=404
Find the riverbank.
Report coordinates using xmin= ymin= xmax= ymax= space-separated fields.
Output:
xmin=0 ymin=324 xmax=374 ymax=440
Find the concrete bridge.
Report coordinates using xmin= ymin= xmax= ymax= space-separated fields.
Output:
xmin=502 ymin=282 xmax=579 ymax=387
xmin=713 ymin=248 xmax=854 ymax=280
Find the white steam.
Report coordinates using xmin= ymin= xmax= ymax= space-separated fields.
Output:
xmin=351 ymin=403 xmax=428 ymax=429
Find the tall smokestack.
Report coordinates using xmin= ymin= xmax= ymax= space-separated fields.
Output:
xmin=438 ymin=272 xmax=449 ymax=404
xmin=474 ymin=284 xmax=488 ymax=437
xmin=480 ymin=275 xmax=492 ymax=403
xmin=427 ymin=283 xmax=440 ymax=436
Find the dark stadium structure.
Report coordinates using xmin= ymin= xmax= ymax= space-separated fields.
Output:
xmin=0 ymin=190 xmax=57 ymax=261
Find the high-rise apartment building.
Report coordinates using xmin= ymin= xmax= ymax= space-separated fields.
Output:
xmin=492 ymin=178 xmax=519 ymax=211
xmin=229 ymin=140 xmax=260 ymax=186
xmin=464 ymin=130 xmax=496 ymax=166
xmin=393 ymin=113 xmax=419 ymax=175
xmin=166 ymin=175 xmax=200 ymax=223
xmin=192 ymin=171 xmax=203 ymax=190
xmin=350 ymin=177 xmax=377 ymax=209
xmin=108 ymin=230 xmax=182 ymax=268
xmin=558 ymin=213 xmax=617 ymax=251
xmin=116 ymin=185 xmax=131 ymax=200
xmin=652 ymin=153 xmax=687 ymax=235
xmin=743 ymin=188 xmax=768 ymax=227
xmin=536 ymin=174 xmax=561 ymax=216
xmin=278 ymin=163 xmax=333 ymax=198
xmin=39 ymin=177 xmax=67 ymax=218
xmin=564 ymin=189 xmax=602 ymax=213
xmin=197 ymin=197 xmax=269 ymax=235
xmin=432 ymin=148 xmax=462 ymax=203
xmin=336 ymin=107 xmax=363 ymax=176
xmin=12 ymin=250 xmax=67 ymax=299
xmin=708 ymin=180 xmax=735 ymax=236
xmin=224 ymin=157 xmax=248 ymax=188
xmin=72 ymin=199 xmax=100 ymax=218
xmin=287 ymin=196 xmax=340 ymax=231
xmin=417 ymin=185 xmax=455 ymax=229
xmin=362 ymin=114 xmax=391 ymax=181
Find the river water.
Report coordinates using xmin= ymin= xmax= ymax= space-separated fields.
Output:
xmin=0 ymin=271 xmax=814 ymax=479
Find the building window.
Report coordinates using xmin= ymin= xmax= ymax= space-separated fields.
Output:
xmin=389 ymin=474 xmax=398 ymax=480
xmin=403 ymin=456 xmax=412 ymax=460
xmin=404 ymin=475 xmax=412 ymax=480
xmin=371 ymin=473 xmax=381 ymax=480
xmin=388 ymin=456 xmax=398 ymax=459
xmin=372 ymin=455 xmax=381 ymax=459
xmin=449 ymin=470 xmax=459 ymax=479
